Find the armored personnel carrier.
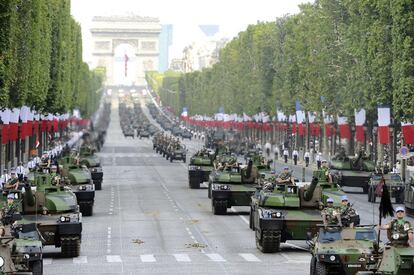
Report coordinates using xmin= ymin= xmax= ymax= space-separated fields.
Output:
xmin=0 ymin=205 xmax=42 ymax=275
xmin=368 ymin=173 xmax=405 ymax=203
xmin=309 ymin=225 xmax=379 ymax=274
xmin=166 ymin=143 xmax=186 ymax=163
xmin=330 ymin=150 xmax=375 ymax=193
xmin=377 ymin=245 xmax=414 ymax=275
xmin=59 ymin=156 xmax=95 ymax=216
xmin=209 ymin=161 xmax=258 ymax=215
xmin=7 ymin=174 xmax=82 ymax=257
xmin=0 ymin=234 xmax=33 ymax=275
xmin=188 ymin=149 xmax=214 ymax=189
xmin=250 ymin=177 xmax=323 ymax=252
xmin=79 ymin=145 xmax=103 ymax=190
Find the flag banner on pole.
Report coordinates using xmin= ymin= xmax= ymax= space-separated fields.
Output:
xmin=0 ymin=109 xmax=11 ymax=144
xmin=378 ymin=107 xmax=390 ymax=144
xmin=338 ymin=116 xmax=351 ymax=139
xmin=402 ymin=122 xmax=414 ymax=144
xmin=355 ymin=109 xmax=365 ymax=142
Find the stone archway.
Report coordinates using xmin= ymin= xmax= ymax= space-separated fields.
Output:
xmin=90 ymin=15 xmax=161 ymax=87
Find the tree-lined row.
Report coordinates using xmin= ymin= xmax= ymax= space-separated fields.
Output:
xmin=147 ymin=0 xmax=414 ymax=123
xmin=0 ymin=0 xmax=103 ymax=117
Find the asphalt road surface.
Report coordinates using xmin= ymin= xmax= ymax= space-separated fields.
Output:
xmin=44 ymin=95 xmax=414 ymax=275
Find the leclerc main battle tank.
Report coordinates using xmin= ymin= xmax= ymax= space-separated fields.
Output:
xmin=10 ymin=173 xmax=82 ymax=257
xmin=330 ymin=150 xmax=375 ymax=193
xmin=188 ymin=149 xmax=214 ymax=189
xmin=209 ymin=161 xmax=258 ymax=215
xmin=59 ymin=156 xmax=95 ymax=216
xmin=79 ymin=144 xmax=104 ymax=190
xmin=250 ymin=177 xmax=323 ymax=253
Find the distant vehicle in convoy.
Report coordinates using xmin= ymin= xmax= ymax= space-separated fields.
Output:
xmin=367 ymin=173 xmax=405 ymax=203
xmin=59 ymin=156 xmax=95 ymax=216
xmin=250 ymin=177 xmax=323 ymax=252
xmin=188 ymin=149 xmax=214 ymax=189
xmin=79 ymin=145 xmax=103 ymax=190
xmin=330 ymin=150 xmax=375 ymax=193
xmin=8 ymin=173 xmax=82 ymax=257
xmin=167 ymin=143 xmax=187 ymax=163
xmin=209 ymin=162 xmax=257 ymax=215
xmin=181 ymin=130 xmax=192 ymax=140
xmin=309 ymin=225 xmax=379 ymax=275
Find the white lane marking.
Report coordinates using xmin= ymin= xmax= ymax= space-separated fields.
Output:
xmin=43 ymin=258 xmax=52 ymax=265
xmin=106 ymin=255 xmax=122 ymax=263
xmin=73 ymin=256 xmax=88 ymax=264
xmin=140 ymin=254 xmax=156 ymax=262
xmin=239 ymin=253 xmax=261 ymax=262
xmin=230 ymin=207 xmax=250 ymax=225
xmin=206 ymin=253 xmax=226 ymax=262
xmin=173 ymin=254 xmax=191 ymax=262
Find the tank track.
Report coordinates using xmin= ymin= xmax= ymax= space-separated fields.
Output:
xmin=257 ymin=229 xmax=281 ymax=253
xmin=60 ymin=235 xmax=81 ymax=257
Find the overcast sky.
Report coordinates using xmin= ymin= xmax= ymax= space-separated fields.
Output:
xmin=71 ymin=0 xmax=312 ymax=63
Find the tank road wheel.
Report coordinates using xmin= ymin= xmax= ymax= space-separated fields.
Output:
xmin=212 ymin=199 xmax=227 ymax=215
xmin=189 ymin=177 xmax=200 ymax=189
xmin=310 ymin=256 xmax=316 ymax=275
xmin=30 ymin=260 xmax=43 ymax=275
xmin=79 ymin=202 xmax=93 ymax=216
xmin=395 ymin=191 xmax=404 ymax=204
xmin=315 ymin=261 xmax=327 ymax=275
xmin=256 ymin=229 xmax=281 ymax=253
xmin=61 ymin=235 xmax=81 ymax=257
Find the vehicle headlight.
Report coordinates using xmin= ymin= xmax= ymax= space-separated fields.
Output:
xmin=0 ymin=256 xmax=4 ymax=267
xmin=23 ymin=254 xmax=30 ymax=260
xmin=220 ymin=185 xmax=230 ymax=190
xmin=330 ymin=255 xmax=336 ymax=261
xmin=60 ymin=216 xmax=70 ymax=222
xmin=79 ymin=185 xmax=87 ymax=191
xmin=358 ymin=257 xmax=366 ymax=262
xmin=369 ymin=255 xmax=375 ymax=262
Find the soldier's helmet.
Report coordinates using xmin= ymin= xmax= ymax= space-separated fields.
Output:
xmin=327 ymin=197 xmax=334 ymax=203
xmin=7 ymin=193 xmax=14 ymax=200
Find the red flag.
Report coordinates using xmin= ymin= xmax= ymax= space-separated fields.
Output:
xmin=1 ymin=125 xmax=9 ymax=145
xmin=338 ymin=116 xmax=351 ymax=139
xmin=355 ymin=109 xmax=366 ymax=142
xmin=402 ymin=122 xmax=414 ymax=144
xmin=298 ymin=124 xmax=304 ymax=136
xmin=325 ymin=123 xmax=332 ymax=137
xmin=355 ymin=126 xmax=365 ymax=142
xmin=378 ymin=107 xmax=390 ymax=144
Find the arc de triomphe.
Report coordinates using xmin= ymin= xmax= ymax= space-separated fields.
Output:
xmin=90 ymin=15 xmax=161 ymax=87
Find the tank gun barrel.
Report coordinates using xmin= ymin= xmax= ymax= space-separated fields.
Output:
xmin=23 ymin=183 xmax=36 ymax=207
xmin=303 ymin=177 xmax=319 ymax=201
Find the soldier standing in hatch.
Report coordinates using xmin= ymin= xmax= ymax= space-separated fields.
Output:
xmin=378 ymin=207 xmax=414 ymax=248
xmin=321 ymin=198 xmax=342 ymax=228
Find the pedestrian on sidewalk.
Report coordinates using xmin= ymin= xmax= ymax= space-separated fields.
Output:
xmin=273 ymin=145 xmax=279 ymax=160
xmin=292 ymin=149 xmax=299 ymax=165
xmin=304 ymin=151 xmax=310 ymax=167
xmin=283 ymin=148 xmax=289 ymax=163
xmin=316 ymin=152 xmax=322 ymax=169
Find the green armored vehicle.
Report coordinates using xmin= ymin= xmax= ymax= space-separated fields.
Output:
xmin=209 ymin=162 xmax=258 ymax=215
xmin=330 ymin=150 xmax=375 ymax=193
xmin=377 ymin=245 xmax=414 ymax=275
xmin=167 ymin=143 xmax=186 ymax=163
xmin=188 ymin=149 xmax=214 ymax=189
xmin=368 ymin=173 xmax=405 ymax=203
xmin=0 ymin=235 xmax=33 ymax=275
xmin=59 ymin=156 xmax=95 ymax=216
xmin=250 ymin=177 xmax=323 ymax=252
xmin=8 ymin=173 xmax=82 ymax=257
xmin=309 ymin=226 xmax=379 ymax=275
xmin=79 ymin=145 xmax=103 ymax=190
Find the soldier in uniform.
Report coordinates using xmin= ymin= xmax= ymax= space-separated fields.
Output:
xmin=276 ymin=166 xmax=295 ymax=185
xmin=339 ymin=195 xmax=357 ymax=227
xmin=378 ymin=206 xmax=414 ymax=248
xmin=4 ymin=170 xmax=19 ymax=190
xmin=321 ymin=197 xmax=342 ymax=228
xmin=50 ymin=165 xmax=61 ymax=185
xmin=320 ymin=160 xmax=333 ymax=183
